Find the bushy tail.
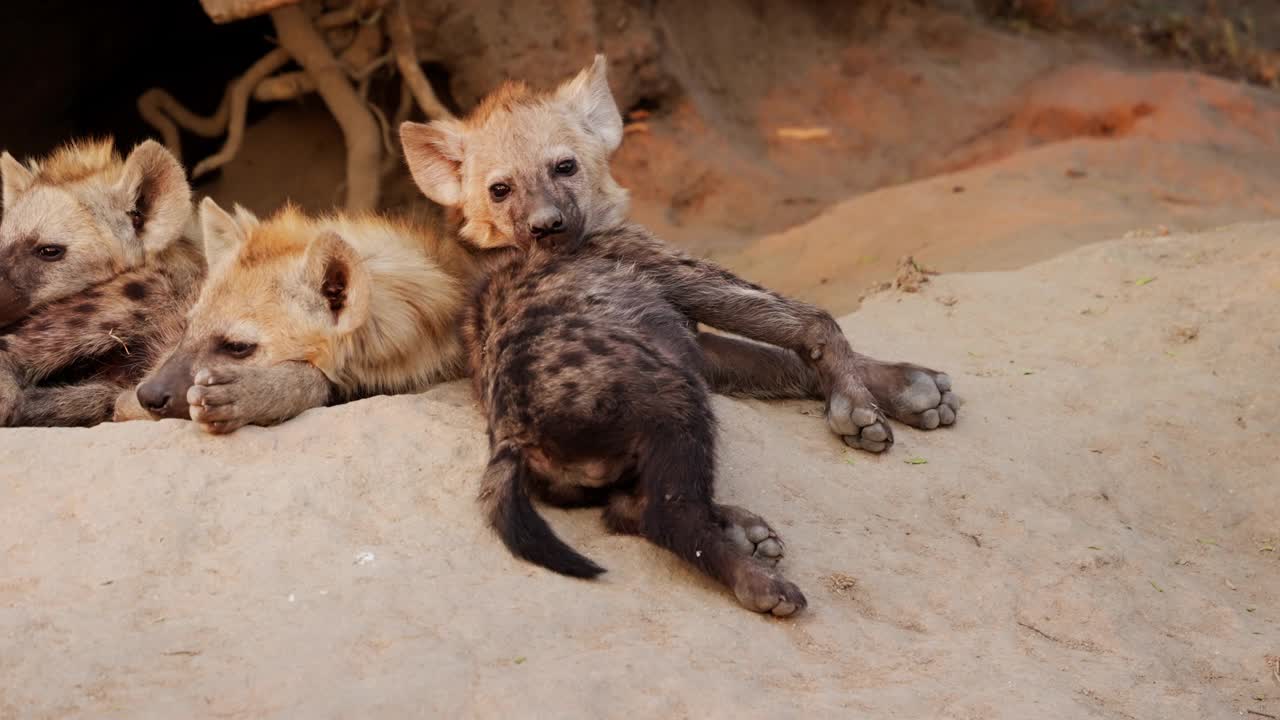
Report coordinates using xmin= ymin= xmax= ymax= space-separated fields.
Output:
xmin=480 ymin=444 xmax=605 ymax=579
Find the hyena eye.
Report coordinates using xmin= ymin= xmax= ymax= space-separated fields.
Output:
xmin=489 ymin=183 xmax=511 ymax=202
xmin=554 ymin=158 xmax=577 ymax=177
xmin=218 ymin=340 xmax=258 ymax=359
xmin=34 ymin=245 xmax=66 ymax=262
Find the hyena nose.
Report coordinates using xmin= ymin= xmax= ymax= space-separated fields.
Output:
xmin=136 ymin=381 xmax=175 ymax=416
xmin=529 ymin=209 xmax=566 ymax=239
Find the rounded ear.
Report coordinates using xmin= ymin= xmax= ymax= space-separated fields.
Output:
xmin=115 ymin=140 xmax=192 ymax=255
xmin=554 ymin=54 xmax=623 ymax=153
xmin=304 ymin=231 xmax=370 ymax=335
xmin=198 ymin=197 xmax=247 ymax=267
xmin=1 ymin=151 xmax=35 ymax=210
xmin=400 ymin=120 xmax=467 ymax=206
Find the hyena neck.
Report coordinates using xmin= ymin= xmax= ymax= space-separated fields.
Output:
xmin=332 ymin=224 xmax=469 ymax=397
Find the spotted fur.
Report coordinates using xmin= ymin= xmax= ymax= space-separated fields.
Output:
xmin=401 ymin=56 xmax=820 ymax=615
xmin=0 ymin=139 xmax=203 ymax=427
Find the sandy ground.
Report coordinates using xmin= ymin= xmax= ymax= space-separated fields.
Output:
xmin=3 ymin=223 xmax=1277 ymax=719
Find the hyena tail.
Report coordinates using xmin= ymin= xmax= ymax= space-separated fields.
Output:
xmin=480 ymin=442 xmax=605 ymax=579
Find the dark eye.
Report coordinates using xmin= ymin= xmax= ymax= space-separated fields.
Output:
xmin=554 ymin=158 xmax=577 ymax=176
xmin=218 ymin=340 xmax=258 ymax=359
xmin=127 ymin=208 xmax=144 ymax=232
xmin=489 ymin=183 xmax=511 ymax=202
xmin=35 ymin=245 xmax=65 ymax=261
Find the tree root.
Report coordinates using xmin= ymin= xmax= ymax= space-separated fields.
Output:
xmin=189 ymin=48 xmax=292 ymax=179
xmin=136 ymin=0 xmax=452 ymax=211
xmin=270 ymin=3 xmax=382 ymax=211
xmin=387 ymin=0 xmax=454 ymax=121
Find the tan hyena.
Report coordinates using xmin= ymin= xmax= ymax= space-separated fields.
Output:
xmin=398 ymin=57 xmax=960 ymax=614
xmin=133 ymin=199 xmax=487 ymax=434
xmin=0 ymin=139 xmax=204 ymax=426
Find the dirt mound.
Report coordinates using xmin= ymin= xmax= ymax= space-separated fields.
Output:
xmin=726 ymin=63 xmax=1280 ymax=313
xmin=3 ymin=223 xmax=1277 ymax=718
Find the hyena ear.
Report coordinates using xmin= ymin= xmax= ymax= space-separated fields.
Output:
xmin=1 ymin=151 xmax=35 ymax=210
xmin=304 ymin=231 xmax=371 ymax=334
xmin=115 ymin=140 xmax=192 ymax=255
xmin=233 ymin=204 xmax=260 ymax=229
xmin=198 ymin=197 xmax=248 ymax=267
xmin=400 ymin=120 xmax=466 ymax=207
xmin=555 ymin=54 xmax=623 ymax=153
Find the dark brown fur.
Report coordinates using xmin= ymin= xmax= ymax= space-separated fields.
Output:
xmin=0 ymin=237 xmax=203 ymax=426
xmin=464 ymin=228 xmax=806 ymax=614
xmin=403 ymin=55 xmax=959 ymax=615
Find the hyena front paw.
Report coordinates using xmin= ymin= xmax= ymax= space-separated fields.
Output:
xmin=187 ymin=367 xmax=256 ymax=434
xmin=826 ymin=381 xmax=894 ymax=453
xmin=862 ymin=361 xmax=960 ymax=430
xmin=733 ymin=565 xmax=807 ymax=617
xmin=717 ymin=504 xmax=784 ymax=565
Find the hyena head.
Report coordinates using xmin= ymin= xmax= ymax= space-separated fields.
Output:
xmin=400 ymin=54 xmax=629 ymax=253
xmin=137 ymin=199 xmax=371 ymax=419
xmin=0 ymin=139 xmax=191 ymax=327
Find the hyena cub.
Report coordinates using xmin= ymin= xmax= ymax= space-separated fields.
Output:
xmin=403 ymin=61 xmax=837 ymax=615
xmin=134 ymin=200 xmax=482 ymax=433
xmin=0 ymin=139 xmax=204 ymax=426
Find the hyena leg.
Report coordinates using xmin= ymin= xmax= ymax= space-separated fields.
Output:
xmin=696 ymin=332 xmax=820 ymax=400
xmin=654 ymin=254 xmax=958 ymax=450
xmin=186 ymin=361 xmax=333 ymax=434
xmin=14 ymin=380 xmax=128 ymax=427
xmin=698 ymin=332 xmax=957 ymax=427
xmin=629 ymin=428 xmax=806 ymax=616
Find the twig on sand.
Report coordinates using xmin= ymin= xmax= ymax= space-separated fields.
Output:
xmin=1246 ymin=710 xmax=1277 ymax=719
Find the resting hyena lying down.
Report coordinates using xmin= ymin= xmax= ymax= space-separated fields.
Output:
xmin=131 ymin=199 xmax=487 ymax=433
xmin=0 ymin=139 xmax=204 ymax=426
xmin=400 ymin=57 xmax=961 ymax=614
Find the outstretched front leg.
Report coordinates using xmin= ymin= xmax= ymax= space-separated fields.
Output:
xmin=617 ymin=231 xmax=959 ymax=452
xmin=699 ymin=332 xmax=958 ymax=430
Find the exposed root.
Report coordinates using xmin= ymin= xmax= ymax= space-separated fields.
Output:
xmin=271 ymin=3 xmax=382 ymax=211
xmin=138 ymin=0 xmax=451 ymax=210
xmin=137 ymin=89 xmax=232 ymax=162
xmin=189 ymin=48 xmax=292 ymax=179
xmin=387 ymin=0 xmax=455 ymax=120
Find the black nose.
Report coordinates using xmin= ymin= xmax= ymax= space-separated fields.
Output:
xmin=530 ymin=215 xmax=566 ymax=239
xmin=136 ymin=381 xmax=173 ymax=415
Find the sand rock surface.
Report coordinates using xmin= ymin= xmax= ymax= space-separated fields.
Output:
xmin=2 ymin=224 xmax=1277 ymax=718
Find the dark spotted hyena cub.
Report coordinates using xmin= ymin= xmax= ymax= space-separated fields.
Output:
xmin=400 ymin=61 xmax=831 ymax=615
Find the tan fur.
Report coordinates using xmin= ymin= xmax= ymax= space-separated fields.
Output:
xmin=0 ymin=138 xmax=204 ymax=427
xmin=1 ymin=138 xmax=193 ymax=316
xmin=401 ymin=59 xmax=628 ymax=252
xmin=27 ymin=138 xmax=120 ymax=186
xmin=153 ymin=200 xmax=484 ymax=409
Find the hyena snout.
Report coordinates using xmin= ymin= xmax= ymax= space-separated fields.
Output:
xmin=0 ymin=277 xmax=29 ymax=328
xmin=137 ymin=352 xmax=195 ymax=419
xmin=528 ymin=205 xmax=566 ymax=240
